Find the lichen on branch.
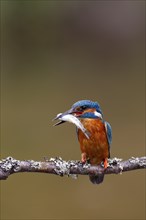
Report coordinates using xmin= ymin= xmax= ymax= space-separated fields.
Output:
xmin=0 ymin=156 xmax=146 ymax=180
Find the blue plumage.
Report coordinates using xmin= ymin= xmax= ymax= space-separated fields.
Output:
xmin=79 ymin=112 xmax=100 ymax=119
xmin=72 ymin=100 xmax=103 ymax=115
xmin=104 ymin=121 xmax=112 ymax=146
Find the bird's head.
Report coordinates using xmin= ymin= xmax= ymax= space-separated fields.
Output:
xmin=53 ymin=100 xmax=103 ymax=126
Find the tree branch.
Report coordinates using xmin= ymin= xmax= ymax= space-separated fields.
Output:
xmin=0 ymin=156 xmax=146 ymax=180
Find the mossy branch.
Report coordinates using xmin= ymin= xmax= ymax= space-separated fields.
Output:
xmin=0 ymin=156 xmax=146 ymax=180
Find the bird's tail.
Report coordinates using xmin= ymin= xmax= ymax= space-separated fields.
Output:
xmin=89 ymin=174 xmax=104 ymax=184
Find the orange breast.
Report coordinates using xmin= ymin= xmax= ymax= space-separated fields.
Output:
xmin=77 ymin=119 xmax=109 ymax=165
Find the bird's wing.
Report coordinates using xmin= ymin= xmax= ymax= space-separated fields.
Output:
xmin=104 ymin=121 xmax=112 ymax=157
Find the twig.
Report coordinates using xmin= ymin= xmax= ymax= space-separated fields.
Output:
xmin=0 ymin=156 xmax=146 ymax=180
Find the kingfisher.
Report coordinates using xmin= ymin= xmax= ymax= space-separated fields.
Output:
xmin=53 ymin=100 xmax=112 ymax=184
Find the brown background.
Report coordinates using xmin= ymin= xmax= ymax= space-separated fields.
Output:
xmin=1 ymin=1 xmax=145 ymax=220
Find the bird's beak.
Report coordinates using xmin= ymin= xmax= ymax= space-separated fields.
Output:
xmin=53 ymin=108 xmax=90 ymax=139
xmin=53 ymin=108 xmax=75 ymax=126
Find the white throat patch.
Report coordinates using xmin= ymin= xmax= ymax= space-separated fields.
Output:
xmin=94 ymin=111 xmax=102 ymax=119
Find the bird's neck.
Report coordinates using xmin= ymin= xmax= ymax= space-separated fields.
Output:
xmin=80 ymin=117 xmax=102 ymax=127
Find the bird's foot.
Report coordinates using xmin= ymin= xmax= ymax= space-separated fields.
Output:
xmin=81 ymin=153 xmax=87 ymax=163
xmin=104 ymin=158 xmax=108 ymax=169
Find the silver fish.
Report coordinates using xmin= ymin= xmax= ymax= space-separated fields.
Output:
xmin=53 ymin=113 xmax=90 ymax=139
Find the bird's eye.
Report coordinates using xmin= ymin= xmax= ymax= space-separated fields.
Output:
xmin=81 ymin=105 xmax=87 ymax=110
xmin=76 ymin=105 xmax=87 ymax=111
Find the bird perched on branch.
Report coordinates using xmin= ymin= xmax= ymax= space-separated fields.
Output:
xmin=53 ymin=100 xmax=112 ymax=184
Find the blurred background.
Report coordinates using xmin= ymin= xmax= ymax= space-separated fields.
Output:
xmin=1 ymin=1 xmax=145 ymax=219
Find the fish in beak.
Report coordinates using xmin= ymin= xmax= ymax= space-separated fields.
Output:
xmin=53 ymin=109 xmax=90 ymax=139
xmin=53 ymin=108 xmax=74 ymax=126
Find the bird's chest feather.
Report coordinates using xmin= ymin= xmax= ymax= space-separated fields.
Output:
xmin=77 ymin=119 xmax=109 ymax=164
